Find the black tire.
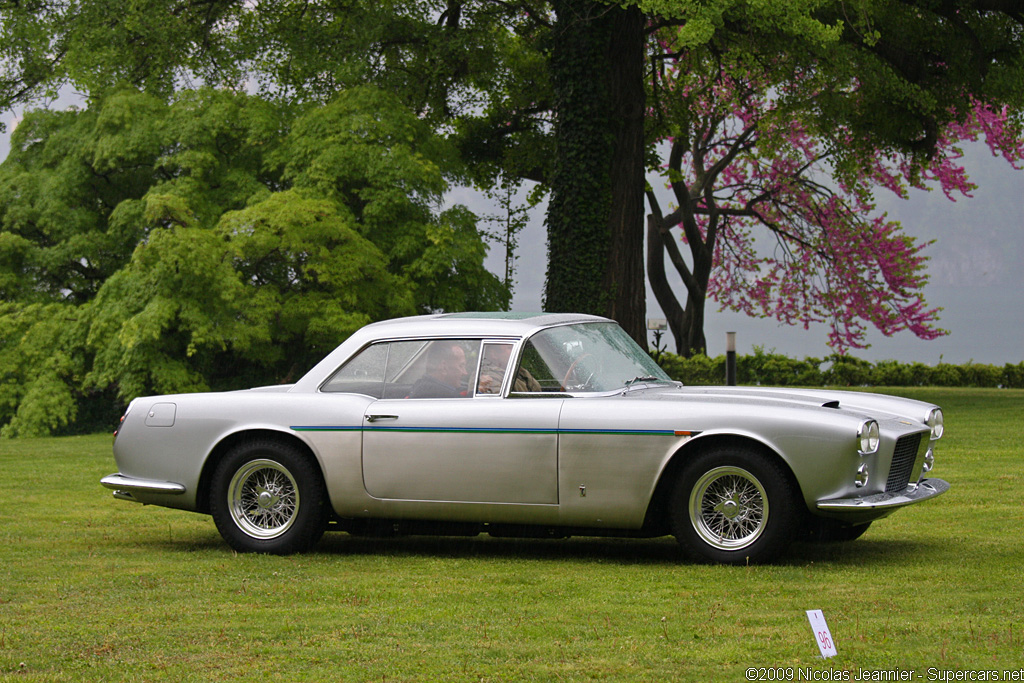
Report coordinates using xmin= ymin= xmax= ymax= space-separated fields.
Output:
xmin=669 ymin=446 xmax=799 ymax=565
xmin=806 ymin=519 xmax=872 ymax=543
xmin=210 ymin=439 xmax=328 ymax=554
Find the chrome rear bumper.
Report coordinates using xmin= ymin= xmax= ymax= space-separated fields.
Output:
xmin=100 ymin=473 xmax=186 ymax=502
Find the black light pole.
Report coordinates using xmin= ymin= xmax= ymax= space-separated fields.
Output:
xmin=726 ymin=331 xmax=737 ymax=386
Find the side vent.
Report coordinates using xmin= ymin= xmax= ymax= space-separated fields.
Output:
xmin=822 ymin=400 xmax=840 ymax=409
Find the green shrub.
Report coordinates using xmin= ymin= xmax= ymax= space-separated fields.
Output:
xmin=1003 ymin=362 xmax=1024 ymax=389
xmin=653 ymin=350 xmax=1022 ymax=389
xmin=870 ymin=360 xmax=918 ymax=386
xmin=906 ymin=362 xmax=937 ymax=386
xmin=958 ymin=362 xmax=1002 ymax=388
xmin=653 ymin=352 xmax=725 ymax=385
xmin=823 ymin=354 xmax=874 ymax=386
xmin=931 ymin=363 xmax=965 ymax=387
xmin=740 ymin=347 xmax=823 ymax=386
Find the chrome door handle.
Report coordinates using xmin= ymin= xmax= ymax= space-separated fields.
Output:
xmin=365 ymin=414 xmax=399 ymax=422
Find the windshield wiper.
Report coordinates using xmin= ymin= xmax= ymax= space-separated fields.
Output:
xmin=624 ymin=376 xmax=664 ymax=387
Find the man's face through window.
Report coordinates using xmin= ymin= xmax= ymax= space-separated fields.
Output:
xmin=437 ymin=344 xmax=467 ymax=388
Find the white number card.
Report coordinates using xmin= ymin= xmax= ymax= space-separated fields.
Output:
xmin=806 ymin=609 xmax=837 ymax=658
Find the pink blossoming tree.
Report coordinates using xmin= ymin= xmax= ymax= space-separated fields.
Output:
xmin=647 ymin=52 xmax=1024 ymax=356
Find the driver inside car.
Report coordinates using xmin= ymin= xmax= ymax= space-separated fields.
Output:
xmin=477 ymin=343 xmax=542 ymax=394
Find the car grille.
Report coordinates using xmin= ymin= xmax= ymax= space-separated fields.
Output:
xmin=885 ymin=433 xmax=923 ymax=493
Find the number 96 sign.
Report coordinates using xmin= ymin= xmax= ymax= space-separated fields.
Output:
xmin=806 ymin=610 xmax=838 ymax=658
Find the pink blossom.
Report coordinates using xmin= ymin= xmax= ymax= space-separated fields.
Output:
xmin=648 ymin=57 xmax=1015 ymax=352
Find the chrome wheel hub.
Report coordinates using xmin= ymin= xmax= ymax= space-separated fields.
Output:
xmin=715 ymin=496 xmax=741 ymax=520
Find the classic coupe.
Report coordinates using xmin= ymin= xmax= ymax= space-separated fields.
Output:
xmin=102 ymin=312 xmax=949 ymax=564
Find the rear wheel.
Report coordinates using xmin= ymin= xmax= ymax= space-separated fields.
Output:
xmin=670 ymin=446 xmax=799 ymax=564
xmin=210 ymin=440 xmax=328 ymax=554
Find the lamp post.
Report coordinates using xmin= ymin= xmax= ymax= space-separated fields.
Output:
xmin=726 ymin=331 xmax=737 ymax=386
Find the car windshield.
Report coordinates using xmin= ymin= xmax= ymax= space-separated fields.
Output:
xmin=516 ymin=322 xmax=672 ymax=393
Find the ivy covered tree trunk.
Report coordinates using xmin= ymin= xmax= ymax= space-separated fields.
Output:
xmin=544 ymin=0 xmax=647 ymax=347
xmin=603 ymin=5 xmax=647 ymax=347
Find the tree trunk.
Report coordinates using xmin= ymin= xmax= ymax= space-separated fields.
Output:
xmin=647 ymin=214 xmax=687 ymax=353
xmin=602 ymin=5 xmax=647 ymax=347
xmin=682 ymin=287 xmax=708 ymax=356
xmin=544 ymin=0 xmax=647 ymax=347
xmin=646 ymin=200 xmax=712 ymax=357
xmin=648 ymin=227 xmax=710 ymax=356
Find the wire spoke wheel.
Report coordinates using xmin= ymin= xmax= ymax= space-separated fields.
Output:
xmin=211 ymin=440 xmax=328 ymax=554
xmin=689 ymin=466 xmax=768 ymax=550
xmin=228 ymin=459 xmax=300 ymax=539
xmin=671 ymin=447 xmax=797 ymax=564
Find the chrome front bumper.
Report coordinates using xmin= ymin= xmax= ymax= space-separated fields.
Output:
xmin=100 ymin=473 xmax=186 ymax=502
xmin=817 ymin=478 xmax=950 ymax=511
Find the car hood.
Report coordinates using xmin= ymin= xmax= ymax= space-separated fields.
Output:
xmin=637 ymin=384 xmax=937 ymax=425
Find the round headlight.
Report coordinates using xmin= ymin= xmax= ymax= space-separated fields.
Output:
xmin=926 ymin=408 xmax=944 ymax=440
xmin=858 ymin=420 xmax=880 ymax=455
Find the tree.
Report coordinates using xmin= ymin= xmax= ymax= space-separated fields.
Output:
xmin=479 ymin=179 xmax=539 ymax=292
xmin=577 ymin=0 xmax=1024 ymax=346
xmin=0 ymin=86 xmax=506 ymax=436
xmin=644 ymin=46 xmax=1024 ymax=356
xmin=3 ymin=0 xmax=1024 ymax=350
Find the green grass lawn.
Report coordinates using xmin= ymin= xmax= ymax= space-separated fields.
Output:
xmin=2 ymin=388 xmax=1022 ymax=681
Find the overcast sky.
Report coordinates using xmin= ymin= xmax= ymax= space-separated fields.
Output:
xmin=4 ymin=104 xmax=1021 ymax=365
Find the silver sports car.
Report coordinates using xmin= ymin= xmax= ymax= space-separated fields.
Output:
xmin=102 ymin=312 xmax=949 ymax=564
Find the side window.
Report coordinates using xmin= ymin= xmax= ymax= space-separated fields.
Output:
xmin=477 ymin=343 xmax=514 ymax=395
xmin=405 ymin=340 xmax=479 ymax=399
xmin=322 ymin=339 xmax=481 ymax=399
xmin=321 ymin=343 xmax=388 ymax=397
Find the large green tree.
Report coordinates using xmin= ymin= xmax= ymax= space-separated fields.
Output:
xmin=0 ymin=86 xmax=506 ymax=436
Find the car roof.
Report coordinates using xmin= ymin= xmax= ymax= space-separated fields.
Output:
xmin=358 ymin=312 xmax=611 ymax=339
xmin=290 ymin=312 xmax=613 ymax=392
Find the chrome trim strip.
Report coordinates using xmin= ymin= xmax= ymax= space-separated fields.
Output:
xmin=100 ymin=473 xmax=186 ymax=495
xmin=816 ymin=478 xmax=950 ymax=511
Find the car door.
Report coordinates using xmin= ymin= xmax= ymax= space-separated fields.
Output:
xmin=360 ymin=339 xmax=562 ymax=504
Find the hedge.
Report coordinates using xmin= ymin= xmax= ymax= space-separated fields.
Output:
xmin=652 ymin=347 xmax=1024 ymax=388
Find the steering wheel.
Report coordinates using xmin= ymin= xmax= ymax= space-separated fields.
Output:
xmin=562 ymin=354 xmax=597 ymax=391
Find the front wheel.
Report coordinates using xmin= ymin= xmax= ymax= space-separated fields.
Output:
xmin=670 ymin=447 xmax=799 ymax=564
xmin=210 ymin=440 xmax=328 ymax=554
